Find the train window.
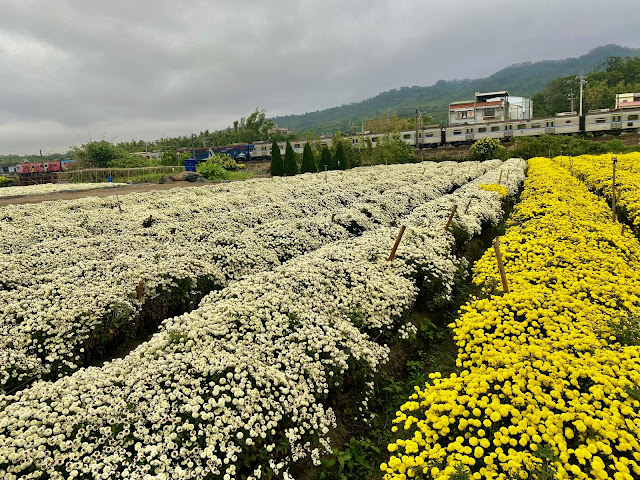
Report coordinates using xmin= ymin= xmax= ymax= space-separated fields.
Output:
xmin=628 ymin=114 xmax=639 ymax=121
xmin=453 ymin=130 xmax=462 ymax=135
xmin=613 ymin=116 xmax=621 ymax=122
xmin=595 ymin=118 xmax=606 ymax=123
xmin=491 ymin=126 xmax=499 ymax=132
xmin=532 ymin=124 xmax=541 ymax=128
xmin=295 ymin=144 xmax=300 ymax=148
xmin=466 ymin=128 xmax=473 ymax=134
xmin=425 ymin=133 xmax=433 ymax=137
xmin=478 ymin=127 xmax=486 ymax=132
xmin=403 ymin=134 xmax=411 ymax=139
xmin=517 ymin=124 xmax=526 ymax=129
xmin=566 ymin=120 xmax=572 ymax=124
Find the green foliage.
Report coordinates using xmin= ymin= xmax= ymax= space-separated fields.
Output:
xmin=72 ymin=140 xmax=137 ymax=168
xmin=158 ymin=149 xmax=189 ymax=166
xmin=319 ymin=145 xmax=332 ymax=172
xmin=334 ymin=142 xmax=348 ymax=170
xmin=373 ymin=134 xmax=415 ymax=165
xmin=300 ymin=143 xmax=317 ymax=173
xmin=470 ymin=138 xmax=506 ymax=161
xmin=0 ymin=175 xmax=13 ymax=187
xmin=107 ymin=155 xmax=154 ymax=168
xmin=511 ymin=134 xmax=640 ymax=159
xmin=607 ymin=315 xmax=640 ymax=346
xmin=283 ymin=141 xmax=298 ymax=176
xmin=319 ymin=437 xmax=380 ymax=480
xmin=270 ymin=140 xmax=284 ymax=176
xmin=533 ymin=55 xmax=640 ymax=115
xmin=196 ymin=161 xmax=226 ymax=180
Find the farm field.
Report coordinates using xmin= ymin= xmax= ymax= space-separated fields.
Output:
xmin=3 ymin=155 xmax=637 ymax=480
xmin=0 ymin=182 xmax=129 ymax=200
xmin=0 ymin=158 xmax=529 ymax=479
xmin=382 ymin=157 xmax=640 ymax=479
xmin=0 ymin=160 xmax=507 ymax=395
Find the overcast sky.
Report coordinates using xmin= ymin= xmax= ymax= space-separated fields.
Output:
xmin=0 ymin=0 xmax=638 ymax=155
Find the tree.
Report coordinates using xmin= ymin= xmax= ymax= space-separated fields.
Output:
xmin=283 ymin=141 xmax=298 ymax=176
xmin=270 ymin=140 xmax=284 ymax=176
xmin=334 ymin=142 xmax=348 ymax=170
xmin=300 ymin=143 xmax=316 ymax=173
xmin=470 ymin=138 xmax=506 ymax=161
xmin=319 ymin=145 xmax=332 ymax=172
xmin=71 ymin=140 xmax=132 ymax=168
xmin=374 ymin=134 xmax=415 ymax=165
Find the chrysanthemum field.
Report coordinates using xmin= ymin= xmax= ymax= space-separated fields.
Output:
xmin=1 ymin=156 xmax=637 ymax=480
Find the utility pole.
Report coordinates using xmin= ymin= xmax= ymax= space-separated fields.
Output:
xmin=191 ymin=134 xmax=195 ymax=161
xmin=577 ymin=73 xmax=587 ymax=117
xmin=415 ymin=109 xmax=419 ymax=149
xmin=567 ymin=89 xmax=577 ymax=113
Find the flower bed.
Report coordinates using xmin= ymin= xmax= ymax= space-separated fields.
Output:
xmin=0 ymin=161 xmax=497 ymax=392
xmin=555 ymin=152 xmax=640 ymax=231
xmin=0 ymin=160 xmax=525 ymax=479
xmin=382 ymin=158 xmax=640 ymax=479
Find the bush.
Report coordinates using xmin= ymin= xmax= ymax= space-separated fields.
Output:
xmin=469 ymin=138 xmax=506 ymax=161
xmin=0 ymin=175 xmax=12 ymax=187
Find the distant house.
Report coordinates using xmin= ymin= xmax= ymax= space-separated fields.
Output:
xmin=616 ymin=92 xmax=640 ymax=109
xmin=449 ymin=91 xmax=533 ymax=125
xmin=267 ymin=126 xmax=294 ymax=135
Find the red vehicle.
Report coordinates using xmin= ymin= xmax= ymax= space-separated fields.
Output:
xmin=17 ymin=161 xmax=63 ymax=174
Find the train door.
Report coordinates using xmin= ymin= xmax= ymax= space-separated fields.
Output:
xmin=504 ymin=124 xmax=513 ymax=138
xmin=465 ymin=127 xmax=474 ymax=142
xmin=545 ymin=120 xmax=555 ymax=134
xmin=612 ymin=114 xmax=622 ymax=130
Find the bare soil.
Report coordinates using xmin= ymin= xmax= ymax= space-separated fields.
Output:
xmin=0 ymin=181 xmax=215 ymax=207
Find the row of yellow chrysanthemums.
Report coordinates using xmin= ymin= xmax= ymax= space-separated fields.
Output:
xmin=554 ymin=152 xmax=640 ymax=231
xmin=381 ymin=157 xmax=640 ymax=480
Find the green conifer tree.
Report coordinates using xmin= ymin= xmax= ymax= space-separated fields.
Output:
xmin=300 ymin=143 xmax=317 ymax=174
xmin=334 ymin=142 xmax=348 ymax=170
xmin=319 ymin=145 xmax=333 ymax=172
xmin=270 ymin=140 xmax=284 ymax=176
xmin=284 ymin=141 xmax=298 ymax=176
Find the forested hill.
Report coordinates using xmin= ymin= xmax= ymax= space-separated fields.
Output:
xmin=272 ymin=44 xmax=640 ymax=135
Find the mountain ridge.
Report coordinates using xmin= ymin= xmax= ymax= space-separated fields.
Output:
xmin=271 ymin=44 xmax=640 ymax=134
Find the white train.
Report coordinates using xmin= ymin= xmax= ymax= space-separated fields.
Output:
xmin=249 ymin=106 xmax=640 ymax=159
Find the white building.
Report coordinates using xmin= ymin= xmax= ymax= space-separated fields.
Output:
xmin=449 ymin=91 xmax=532 ymax=125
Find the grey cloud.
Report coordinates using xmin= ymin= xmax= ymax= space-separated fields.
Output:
xmin=0 ymin=0 xmax=638 ymax=154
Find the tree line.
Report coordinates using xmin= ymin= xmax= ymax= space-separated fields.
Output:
xmin=532 ymin=56 xmax=640 ymax=116
xmin=269 ymin=133 xmax=415 ymax=177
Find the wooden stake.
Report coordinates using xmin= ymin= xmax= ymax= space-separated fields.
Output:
xmin=493 ymin=238 xmax=509 ymax=294
xmin=387 ymin=225 xmax=406 ymax=261
xmin=464 ymin=198 xmax=473 ymax=214
xmin=444 ymin=204 xmax=458 ymax=231
xmin=498 ymin=170 xmax=503 ymax=185
xmin=136 ymin=281 xmax=145 ymax=301
xmin=622 ymin=224 xmax=626 ymax=235
xmin=331 ymin=213 xmax=335 ymax=223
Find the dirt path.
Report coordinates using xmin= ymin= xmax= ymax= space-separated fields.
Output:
xmin=0 ymin=182 xmax=213 ymax=207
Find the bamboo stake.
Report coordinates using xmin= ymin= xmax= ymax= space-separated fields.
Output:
xmin=498 ymin=170 xmax=503 ymax=185
xmin=331 ymin=213 xmax=335 ymax=223
xmin=387 ymin=225 xmax=406 ymax=261
xmin=444 ymin=205 xmax=458 ymax=231
xmin=622 ymin=224 xmax=626 ymax=235
xmin=136 ymin=281 xmax=145 ymax=301
xmin=113 ymin=184 xmax=123 ymax=212
xmin=493 ymin=238 xmax=509 ymax=294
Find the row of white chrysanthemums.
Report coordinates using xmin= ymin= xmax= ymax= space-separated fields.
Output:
xmin=0 ymin=182 xmax=129 ymax=199
xmin=0 ymin=161 xmax=496 ymax=392
xmin=0 ymin=159 xmax=526 ymax=480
